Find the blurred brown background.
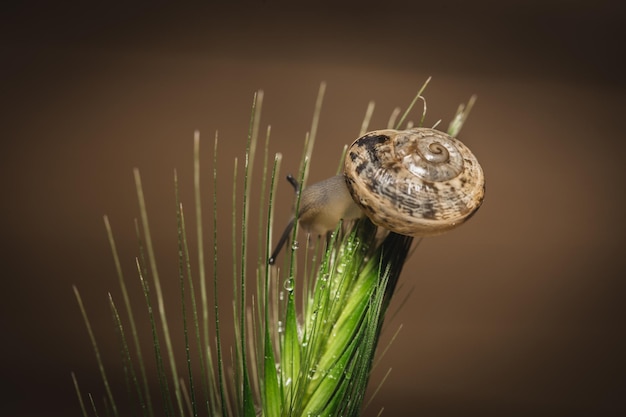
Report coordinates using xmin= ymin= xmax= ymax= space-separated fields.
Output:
xmin=2 ymin=1 xmax=625 ymax=416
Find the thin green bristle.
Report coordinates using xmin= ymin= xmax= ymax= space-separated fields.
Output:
xmin=73 ymin=286 xmax=119 ymax=417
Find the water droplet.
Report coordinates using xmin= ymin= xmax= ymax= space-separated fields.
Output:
xmin=277 ymin=320 xmax=284 ymax=333
xmin=279 ymin=291 xmax=284 ymax=301
xmin=283 ymin=278 xmax=294 ymax=292
xmin=291 ymin=241 xmax=300 ymax=250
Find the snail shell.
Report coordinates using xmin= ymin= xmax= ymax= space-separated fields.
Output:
xmin=343 ymin=127 xmax=485 ymax=236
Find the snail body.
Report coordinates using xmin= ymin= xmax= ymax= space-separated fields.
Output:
xmin=268 ymin=175 xmax=362 ymax=265
xmin=269 ymin=127 xmax=484 ymax=264
xmin=297 ymin=174 xmax=363 ymax=237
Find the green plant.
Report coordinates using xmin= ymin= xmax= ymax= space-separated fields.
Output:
xmin=72 ymin=79 xmax=478 ymax=417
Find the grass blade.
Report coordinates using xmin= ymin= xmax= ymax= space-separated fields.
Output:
xmin=395 ymin=76 xmax=432 ymax=129
xmin=104 ymin=216 xmax=154 ymax=417
xmin=212 ymin=132 xmax=229 ymax=415
xmin=134 ymin=169 xmax=185 ymax=416
xmin=108 ymin=294 xmax=148 ymax=416
xmin=73 ymin=286 xmax=119 ymax=417
xmin=262 ymin=152 xmax=283 ymax=416
xmin=71 ymin=372 xmax=89 ymax=417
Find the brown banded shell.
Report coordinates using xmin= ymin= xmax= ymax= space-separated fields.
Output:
xmin=343 ymin=127 xmax=485 ymax=236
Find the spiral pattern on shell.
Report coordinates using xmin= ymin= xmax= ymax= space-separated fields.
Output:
xmin=343 ymin=127 xmax=485 ymax=236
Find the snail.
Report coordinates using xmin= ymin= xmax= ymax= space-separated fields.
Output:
xmin=268 ymin=127 xmax=485 ymax=265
